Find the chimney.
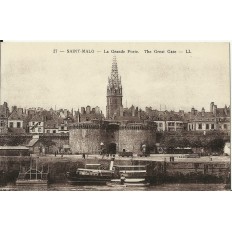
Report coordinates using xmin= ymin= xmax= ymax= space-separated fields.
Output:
xmin=138 ymin=109 xmax=141 ymax=118
xmin=81 ymin=107 xmax=85 ymax=114
xmin=213 ymin=105 xmax=217 ymax=116
xmin=224 ymin=105 xmax=228 ymax=116
xmin=95 ymin=106 xmax=100 ymax=114
xmin=201 ymin=107 xmax=205 ymax=117
xmin=18 ymin=108 xmax=23 ymax=115
xmin=12 ymin=106 xmax=17 ymax=112
xmin=210 ymin=102 xmax=214 ymax=113
xmin=131 ymin=105 xmax=135 ymax=117
xmin=191 ymin=107 xmax=195 ymax=115
xmin=86 ymin=106 xmax=91 ymax=114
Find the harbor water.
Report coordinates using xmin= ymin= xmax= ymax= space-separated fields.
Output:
xmin=0 ymin=183 xmax=229 ymax=191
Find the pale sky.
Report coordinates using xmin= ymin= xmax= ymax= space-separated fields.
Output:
xmin=0 ymin=42 xmax=230 ymax=114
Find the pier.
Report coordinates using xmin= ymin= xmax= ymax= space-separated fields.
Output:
xmin=0 ymin=154 xmax=230 ymax=185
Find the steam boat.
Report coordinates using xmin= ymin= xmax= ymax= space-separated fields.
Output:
xmin=66 ymin=159 xmax=115 ymax=185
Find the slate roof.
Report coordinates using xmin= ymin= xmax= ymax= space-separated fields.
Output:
xmin=44 ymin=119 xmax=59 ymax=129
xmin=191 ymin=112 xmax=215 ymax=121
xmin=216 ymin=107 xmax=230 ymax=117
xmin=30 ymin=114 xmax=44 ymax=122
xmin=8 ymin=110 xmax=24 ymax=120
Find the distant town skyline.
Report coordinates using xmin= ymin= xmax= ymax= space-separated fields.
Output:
xmin=0 ymin=42 xmax=230 ymax=114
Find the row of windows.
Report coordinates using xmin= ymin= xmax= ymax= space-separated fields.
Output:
xmin=29 ymin=128 xmax=69 ymax=133
xmin=32 ymin=122 xmax=42 ymax=125
xmin=197 ymin=118 xmax=215 ymax=121
xmin=167 ymin=122 xmax=183 ymax=126
xmin=198 ymin=123 xmax=214 ymax=130
xmin=197 ymin=123 xmax=228 ymax=130
xmin=31 ymin=128 xmax=42 ymax=132
xmin=9 ymin=122 xmax=21 ymax=128
xmin=219 ymin=124 xmax=228 ymax=129
xmin=46 ymin=130 xmax=57 ymax=133
xmin=157 ymin=122 xmax=183 ymax=127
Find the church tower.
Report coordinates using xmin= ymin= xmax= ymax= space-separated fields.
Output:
xmin=106 ymin=56 xmax=123 ymax=119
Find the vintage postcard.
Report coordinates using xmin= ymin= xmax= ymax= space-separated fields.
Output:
xmin=0 ymin=42 xmax=230 ymax=191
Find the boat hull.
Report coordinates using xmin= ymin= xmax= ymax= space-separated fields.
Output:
xmin=107 ymin=178 xmax=150 ymax=187
xmin=67 ymin=175 xmax=113 ymax=185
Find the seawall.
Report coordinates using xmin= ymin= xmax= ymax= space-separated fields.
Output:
xmin=0 ymin=156 xmax=230 ymax=184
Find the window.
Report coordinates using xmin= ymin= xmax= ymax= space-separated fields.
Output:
xmin=38 ymin=128 xmax=41 ymax=132
xmin=0 ymin=121 xmax=4 ymax=127
xmin=211 ymin=124 xmax=214 ymax=129
xmin=47 ymin=130 xmax=50 ymax=133
xmin=53 ymin=130 xmax=56 ymax=133
xmin=198 ymin=123 xmax=202 ymax=129
xmin=32 ymin=128 xmax=35 ymax=132
xmin=17 ymin=122 xmax=21 ymax=128
xmin=38 ymin=122 xmax=41 ymax=125
xmin=224 ymin=124 xmax=227 ymax=129
xmin=32 ymin=122 xmax=35 ymax=125
xmin=206 ymin=124 xmax=209 ymax=129
xmin=61 ymin=126 xmax=64 ymax=130
xmin=10 ymin=122 xmax=13 ymax=128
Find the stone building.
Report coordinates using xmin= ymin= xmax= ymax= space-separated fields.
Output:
xmin=187 ymin=102 xmax=230 ymax=133
xmin=29 ymin=114 xmax=44 ymax=134
xmin=69 ymin=120 xmax=156 ymax=154
xmin=187 ymin=107 xmax=216 ymax=131
xmin=69 ymin=57 xmax=157 ymax=154
xmin=8 ymin=109 xmax=26 ymax=134
xmin=145 ymin=108 xmax=185 ymax=132
xmin=75 ymin=106 xmax=104 ymax=122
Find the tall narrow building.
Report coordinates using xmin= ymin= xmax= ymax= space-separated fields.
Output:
xmin=106 ymin=56 xmax=123 ymax=119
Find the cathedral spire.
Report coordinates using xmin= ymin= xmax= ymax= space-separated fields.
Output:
xmin=106 ymin=56 xmax=123 ymax=119
xmin=110 ymin=56 xmax=119 ymax=80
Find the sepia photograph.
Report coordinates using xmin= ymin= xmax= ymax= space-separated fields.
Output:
xmin=0 ymin=42 xmax=230 ymax=191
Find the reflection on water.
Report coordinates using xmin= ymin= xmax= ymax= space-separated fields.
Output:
xmin=0 ymin=183 xmax=229 ymax=191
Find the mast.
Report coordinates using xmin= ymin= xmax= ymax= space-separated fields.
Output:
xmin=30 ymin=157 xmax=32 ymax=180
xmin=36 ymin=157 xmax=38 ymax=180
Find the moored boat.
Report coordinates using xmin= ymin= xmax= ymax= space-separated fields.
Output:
xmin=66 ymin=159 xmax=115 ymax=185
xmin=107 ymin=165 xmax=150 ymax=187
